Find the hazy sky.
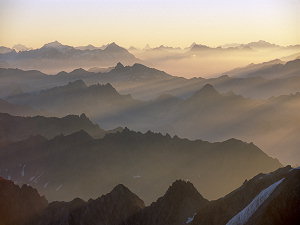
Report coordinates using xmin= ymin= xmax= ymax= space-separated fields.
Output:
xmin=0 ymin=0 xmax=299 ymax=48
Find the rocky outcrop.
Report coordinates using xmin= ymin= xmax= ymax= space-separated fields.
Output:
xmin=0 ymin=177 xmax=47 ymax=225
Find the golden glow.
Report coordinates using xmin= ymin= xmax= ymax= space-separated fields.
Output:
xmin=0 ymin=0 xmax=299 ymax=48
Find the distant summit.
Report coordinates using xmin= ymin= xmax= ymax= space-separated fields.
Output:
xmin=190 ymin=84 xmax=221 ymax=99
xmin=42 ymin=41 xmax=65 ymax=48
xmin=104 ymin=42 xmax=126 ymax=52
xmin=115 ymin=62 xmax=125 ymax=70
xmin=13 ymin=44 xmax=31 ymax=52
xmin=243 ymin=40 xmax=280 ymax=49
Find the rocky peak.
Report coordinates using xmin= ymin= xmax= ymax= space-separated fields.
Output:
xmin=115 ymin=62 xmax=125 ymax=70
xmin=191 ymin=84 xmax=221 ymax=99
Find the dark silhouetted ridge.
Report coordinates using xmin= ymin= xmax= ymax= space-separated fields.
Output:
xmin=32 ymin=183 xmax=144 ymax=225
xmin=0 ymin=177 xmax=47 ymax=225
xmin=122 ymin=180 xmax=208 ymax=225
xmin=115 ymin=62 xmax=125 ymax=70
xmin=190 ymin=84 xmax=221 ymax=100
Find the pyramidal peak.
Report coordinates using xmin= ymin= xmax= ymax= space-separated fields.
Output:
xmin=42 ymin=41 xmax=64 ymax=48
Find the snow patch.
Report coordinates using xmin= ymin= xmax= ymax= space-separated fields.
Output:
xmin=44 ymin=182 xmax=49 ymax=188
xmin=186 ymin=213 xmax=196 ymax=224
xmin=21 ymin=165 xmax=26 ymax=177
xmin=56 ymin=184 xmax=63 ymax=191
xmin=226 ymin=178 xmax=284 ymax=225
xmin=133 ymin=175 xmax=141 ymax=179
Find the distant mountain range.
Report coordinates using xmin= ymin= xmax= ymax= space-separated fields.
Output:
xmin=0 ymin=113 xmax=109 ymax=143
xmin=226 ymin=58 xmax=300 ymax=79
xmin=1 ymin=58 xmax=300 ymax=101
xmin=7 ymin=80 xmax=139 ymax=120
xmin=1 ymin=166 xmax=299 ymax=225
xmin=0 ymin=41 xmax=141 ymax=74
xmin=1 ymin=40 xmax=300 ymax=76
xmin=0 ymin=113 xmax=281 ymax=203
xmin=127 ymin=40 xmax=300 ymax=52
xmin=5 ymin=76 xmax=300 ymax=164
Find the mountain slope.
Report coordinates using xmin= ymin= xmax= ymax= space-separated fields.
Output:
xmin=0 ymin=177 xmax=47 ymax=225
xmin=122 ymin=180 xmax=208 ymax=225
xmin=0 ymin=125 xmax=281 ymax=203
xmin=0 ymin=112 xmax=106 ymax=143
xmin=227 ymin=59 xmax=300 ymax=79
xmin=245 ymin=168 xmax=300 ymax=225
xmin=31 ymin=184 xmax=144 ymax=225
xmin=7 ymin=80 xmax=139 ymax=124
xmin=191 ymin=166 xmax=293 ymax=225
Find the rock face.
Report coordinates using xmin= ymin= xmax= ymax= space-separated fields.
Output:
xmin=191 ymin=166 xmax=300 ymax=225
xmin=0 ymin=177 xmax=47 ymax=225
xmin=32 ymin=184 xmax=145 ymax=225
xmin=122 ymin=180 xmax=208 ymax=225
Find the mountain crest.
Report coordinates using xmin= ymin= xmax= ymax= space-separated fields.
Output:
xmin=115 ymin=62 xmax=125 ymax=70
xmin=42 ymin=41 xmax=64 ymax=48
xmin=66 ymin=80 xmax=87 ymax=89
xmin=165 ymin=180 xmax=204 ymax=199
xmin=104 ymin=42 xmax=124 ymax=51
xmin=192 ymin=83 xmax=221 ymax=98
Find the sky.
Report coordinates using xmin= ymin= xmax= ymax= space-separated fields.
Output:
xmin=0 ymin=0 xmax=299 ymax=48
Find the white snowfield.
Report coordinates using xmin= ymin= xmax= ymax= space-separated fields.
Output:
xmin=226 ymin=178 xmax=285 ymax=225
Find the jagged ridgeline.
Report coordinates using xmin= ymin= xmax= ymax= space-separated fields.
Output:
xmin=0 ymin=166 xmax=299 ymax=225
xmin=0 ymin=113 xmax=280 ymax=204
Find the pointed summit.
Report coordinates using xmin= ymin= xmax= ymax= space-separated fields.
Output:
xmin=70 ymin=68 xmax=87 ymax=74
xmin=165 ymin=180 xmax=206 ymax=200
xmin=42 ymin=41 xmax=64 ymax=48
xmin=111 ymin=184 xmax=132 ymax=195
xmin=191 ymin=83 xmax=220 ymax=99
xmin=104 ymin=42 xmax=124 ymax=52
xmin=115 ymin=62 xmax=125 ymax=70
xmin=123 ymin=180 xmax=208 ymax=225
xmin=190 ymin=43 xmax=211 ymax=51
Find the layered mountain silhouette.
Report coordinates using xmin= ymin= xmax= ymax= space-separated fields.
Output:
xmin=0 ymin=115 xmax=281 ymax=203
xmin=0 ymin=41 xmax=140 ymax=73
xmin=4 ymin=77 xmax=300 ymax=164
xmin=1 ymin=58 xmax=300 ymax=101
xmin=226 ymin=58 xmax=300 ymax=79
xmin=128 ymin=40 xmax=300 ymax=76
xmin=30 ymin=184 xmax=144 ymax=225
xmin=7 ymin=80 xmax=139 ymax=123
xmin=1 ymin=166 xmax=299 ymax=225
xmin=0 ymin=112 xmax=106 ymax=143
